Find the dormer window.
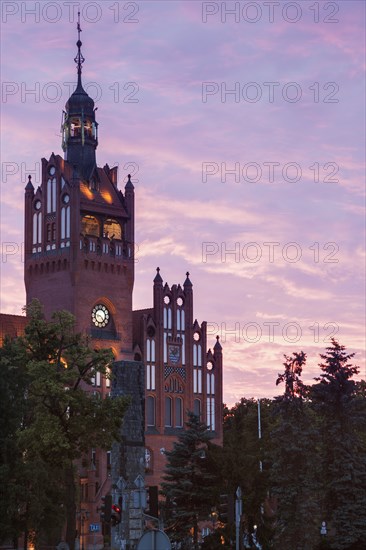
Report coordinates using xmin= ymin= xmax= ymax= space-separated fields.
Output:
xmin=88 ymin=179 xmax=99 ymax=192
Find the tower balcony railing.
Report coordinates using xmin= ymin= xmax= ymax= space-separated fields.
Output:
xmin=80 ymin=235 xmax=134 ymax=260
xmin=30 ymin=246 xmax=71 ymax=259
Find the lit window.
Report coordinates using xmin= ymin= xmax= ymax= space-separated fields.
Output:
xmin=104 ymin=219 xmax=122 ymax=240
xmin=81 ymin=215 xmax=100 ymax=237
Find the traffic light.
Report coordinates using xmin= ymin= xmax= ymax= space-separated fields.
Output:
xmin=218 ymin=493 xmax=235 ymax=524
xmin=111 ymin=502 xmax=122 ymax=526
xmin=100 ymin=494 xmax=112 ymax=523
xmin=146 ymin=485 xmax=159 ymax=518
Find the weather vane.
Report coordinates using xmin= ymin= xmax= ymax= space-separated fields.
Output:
xmin=74 ymin=11 xmax=85 ymax=76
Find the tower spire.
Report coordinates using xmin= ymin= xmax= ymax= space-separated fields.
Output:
xmin=74 ymin=12 xmax=85 ymax=88
xmin=62 ymin=14 xmax=98 ymax=179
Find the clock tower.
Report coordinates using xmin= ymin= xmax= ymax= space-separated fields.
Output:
xmin=24 ymin=22 xmax=135 ymax=362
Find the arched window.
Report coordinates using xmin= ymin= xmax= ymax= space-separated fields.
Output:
xmin=165 ymin=397 xmax=172 ymax=427
xmin=32 ymin=212 xmax=42 ymax=246
xmin=61 ymin=206 xmax=71 ymax=240
xmin=81 ymin=215 xmax=100 ymax=237
xmin=175 ymin=397 xmax=183 ymax=428
xmin=47 ymin=178 xmax=57 ymax=213
xmin=194 ymin=398 xmax=201 ymax=418
xmin=146 ymin=396 xmax=155 ymax=427
xmin=104 ymin=218 xmax=122 ymax=240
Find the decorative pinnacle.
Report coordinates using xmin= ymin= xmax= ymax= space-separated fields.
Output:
xmin=186 ymin=271 xmax=190 ymax=278
xmin=74 ymin=11 xmax=85 ymax=81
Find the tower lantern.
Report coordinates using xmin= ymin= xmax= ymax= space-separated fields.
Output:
xmin=61 ymin=12 xmax=98 ymax=180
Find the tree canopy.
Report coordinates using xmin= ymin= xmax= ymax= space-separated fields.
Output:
xmin=0 ymin=300 xmax=129 ymax=548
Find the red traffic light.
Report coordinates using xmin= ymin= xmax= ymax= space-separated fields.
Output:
xmin=112 ymin=504 xmax=121 ymax=514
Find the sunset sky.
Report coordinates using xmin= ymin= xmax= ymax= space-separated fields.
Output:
xmin=1 ymin=0 xmax=365 ymax=405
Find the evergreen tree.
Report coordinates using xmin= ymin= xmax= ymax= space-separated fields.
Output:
xmin=222 ymin=398 xmax=274 ymax=549
xmin=270 ymin=351 xmax=321 ymax=550
xmin=161 ymin=411 xmax=219 ymax=549
xmin=0 ymin=300 xmax=129 ymax=548
xmin=311 ymin=339 xmax=366 ymax=549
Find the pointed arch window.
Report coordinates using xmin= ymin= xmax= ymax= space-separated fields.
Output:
xmin=147 ymin=396 xmax=155 ymax=427
xmin=47 ymin=178 xmax=57 ymax=213
xmin=194 ymin=398 xmax=201 ymax=418
xmin=32 ymin=212 xmax=42 ymax=248
xmin=61 ymin=205 xmax=71 ymax=245
xmin=175 ymin=397 xmax=183 ymax=428
xmin=104 ymin=219 xmax=122 ymax=240
xmin=165 ymin=397 xmax=172 ymax=427
xmin=81 ymin=215 xmax=100 ymax=237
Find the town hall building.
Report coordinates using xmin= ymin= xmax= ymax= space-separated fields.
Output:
xmin=0 ymin=22 xmax=223 ymax=545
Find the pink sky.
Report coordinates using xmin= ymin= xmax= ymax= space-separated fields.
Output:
xmin=1 ymin=1 xmax=365 ymax=405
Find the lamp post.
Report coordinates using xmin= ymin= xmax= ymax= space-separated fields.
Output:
xmin=210 ymin=507 xmax=218 ymax=533
xmin=236 ymin=486 xmax=242 ymax=550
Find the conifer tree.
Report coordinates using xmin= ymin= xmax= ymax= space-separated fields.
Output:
xmin=311 ymin=339 xmax=366 ymax=549
xmin=161 ymin=411 xmax=219 ymax=549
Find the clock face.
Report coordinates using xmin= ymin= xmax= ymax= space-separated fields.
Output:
xmin=92 ymin=304 xmax=110 ymax=328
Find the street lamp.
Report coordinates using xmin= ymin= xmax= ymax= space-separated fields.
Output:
xmin=210 ymin=507 xmax=218 ymax=532
xmin=320 ymin=520 xmax=327 ymax=539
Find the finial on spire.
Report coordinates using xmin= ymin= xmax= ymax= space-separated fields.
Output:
xmin=74 ymin=11 xmax=85 ymax=85
xmin=183 ymin=271 xmax=192 ymax=288
xmin=214 ymin=334 xmax=222 ymax=351
xmin=25 ymin=174 xmax=34 ymax=192
xmin=154 ymin=266 xmax=163 ymax=284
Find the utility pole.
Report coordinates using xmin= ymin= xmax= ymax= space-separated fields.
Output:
xmin=258 ymin=398 xmax=262 ymax=473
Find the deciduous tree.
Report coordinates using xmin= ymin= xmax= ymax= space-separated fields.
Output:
xmin=0 ymin=300 xmax=129 ymax=549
